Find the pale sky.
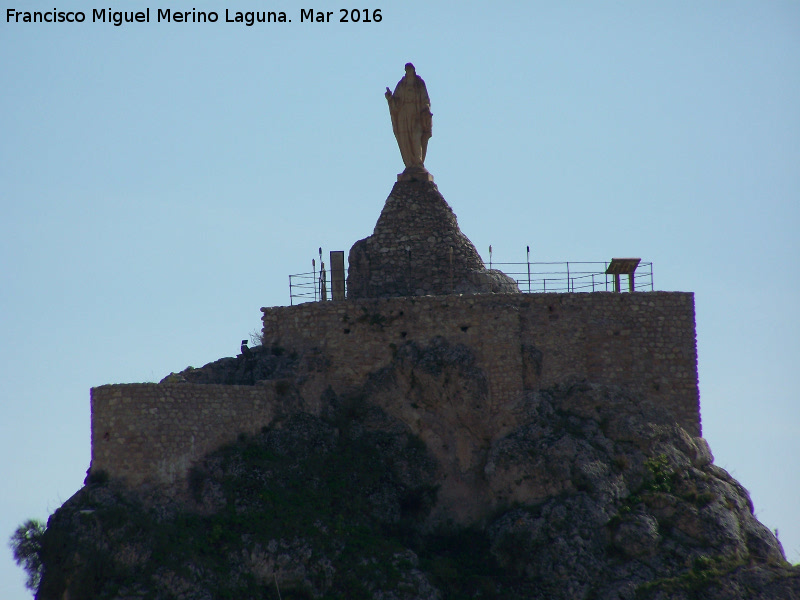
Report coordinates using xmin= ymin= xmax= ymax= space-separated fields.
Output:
xmin=2 ymin=2 xmax=798 ymax=597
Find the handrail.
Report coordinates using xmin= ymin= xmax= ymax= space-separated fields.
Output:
xmin=289 ymin=260 xmax=654 ymax=304
xmin=288 ymin=272 xmax=319 ymax=306
xmin=489 ymin=261 xmax=654 ymax=293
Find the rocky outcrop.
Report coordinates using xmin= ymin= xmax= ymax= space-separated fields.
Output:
xmin=37 ymin=347 xmax=799 ymax=600
xmin=346 ymin=181 xmax=519 ymax=298
xmin=160 ymin=345 xmax=300 ymax=386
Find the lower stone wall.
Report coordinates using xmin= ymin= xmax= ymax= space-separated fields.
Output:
xmin=90 ymin=383 xmax=279 ymax=488
xmin=261 ymin=292 xmax=700 ymax=436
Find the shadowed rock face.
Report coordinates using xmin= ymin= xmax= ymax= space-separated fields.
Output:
xmin=347 ymin=180 xmax=519 ymax=299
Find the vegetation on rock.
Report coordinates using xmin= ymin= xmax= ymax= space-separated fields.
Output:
xmin=9 ymin=519 xmax=45 ymax=592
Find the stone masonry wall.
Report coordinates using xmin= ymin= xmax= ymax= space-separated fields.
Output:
xmin=347 ymin=181 xmax=519 ymax=298
xmin=91 ymin=383 xmax=280 ymax=489
xmin=261 ymin=292 xmax=699 ymax=436
xmin=90 ymin=291 xmax=698 ymax=493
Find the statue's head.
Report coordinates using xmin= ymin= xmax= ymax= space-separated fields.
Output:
xmin=405 ymin=63 xmax=416 ymax=74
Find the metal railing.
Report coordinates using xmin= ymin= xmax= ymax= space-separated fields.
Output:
xmin=490 ymin=261 xmax=654 ymax=293
xmin=289 ymin=260 xmax=653 ymax=304
xmin=290 ymin=267 xmax=341 ymax=305
xmin=288 ymin=271 xmax=322 ymax=305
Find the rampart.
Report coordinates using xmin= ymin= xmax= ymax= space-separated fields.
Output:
xmin=90 ymin=291 xmax=698 ymax=492
xmin=91 ymin=383 xmax=280 ymax=489
xmin=261 ymin=291 xmax=699 ymax=435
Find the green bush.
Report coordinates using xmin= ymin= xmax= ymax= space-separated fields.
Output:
xmin=9 ymin=519 xmax=46 ymax=592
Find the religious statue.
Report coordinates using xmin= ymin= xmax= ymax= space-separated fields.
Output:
xmin=385 ymin=63 xmax=433 ymax=181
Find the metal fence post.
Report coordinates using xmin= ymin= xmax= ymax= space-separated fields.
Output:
xmin=566 ymin=262 xmax=570 ymax=293
xmin=526 ymin=245 xmax=531 ymax=293
xmin=319 ymin=261 xmax=327 ymax=302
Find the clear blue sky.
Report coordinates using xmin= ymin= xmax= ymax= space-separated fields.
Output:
xmin=2 ymin=1 xmax=798 ymax=596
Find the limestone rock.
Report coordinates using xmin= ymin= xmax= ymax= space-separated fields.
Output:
xmin=159 ymin=345 xmax=298 ymax=386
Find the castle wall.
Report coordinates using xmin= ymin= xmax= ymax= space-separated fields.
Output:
xmin=261 ymin=292 xmax=699 ymax=436
xmin=90 ymin=291 xmax=698 ymax=492
xmin=90 ymin=383 xmax=279 ymax=488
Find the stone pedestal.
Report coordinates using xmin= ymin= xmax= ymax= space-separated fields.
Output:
xmin=346 ymin=181 xmax=519 ymax=299
xmin=397 ymin=166 xmax=434 ymax=182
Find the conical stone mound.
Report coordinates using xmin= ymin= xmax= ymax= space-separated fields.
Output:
xmin=347 ymin=180 xmax=519 ymax=299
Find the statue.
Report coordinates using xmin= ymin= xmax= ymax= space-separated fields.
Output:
xmin=385 ymin=63 xmax=433 ymax=181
